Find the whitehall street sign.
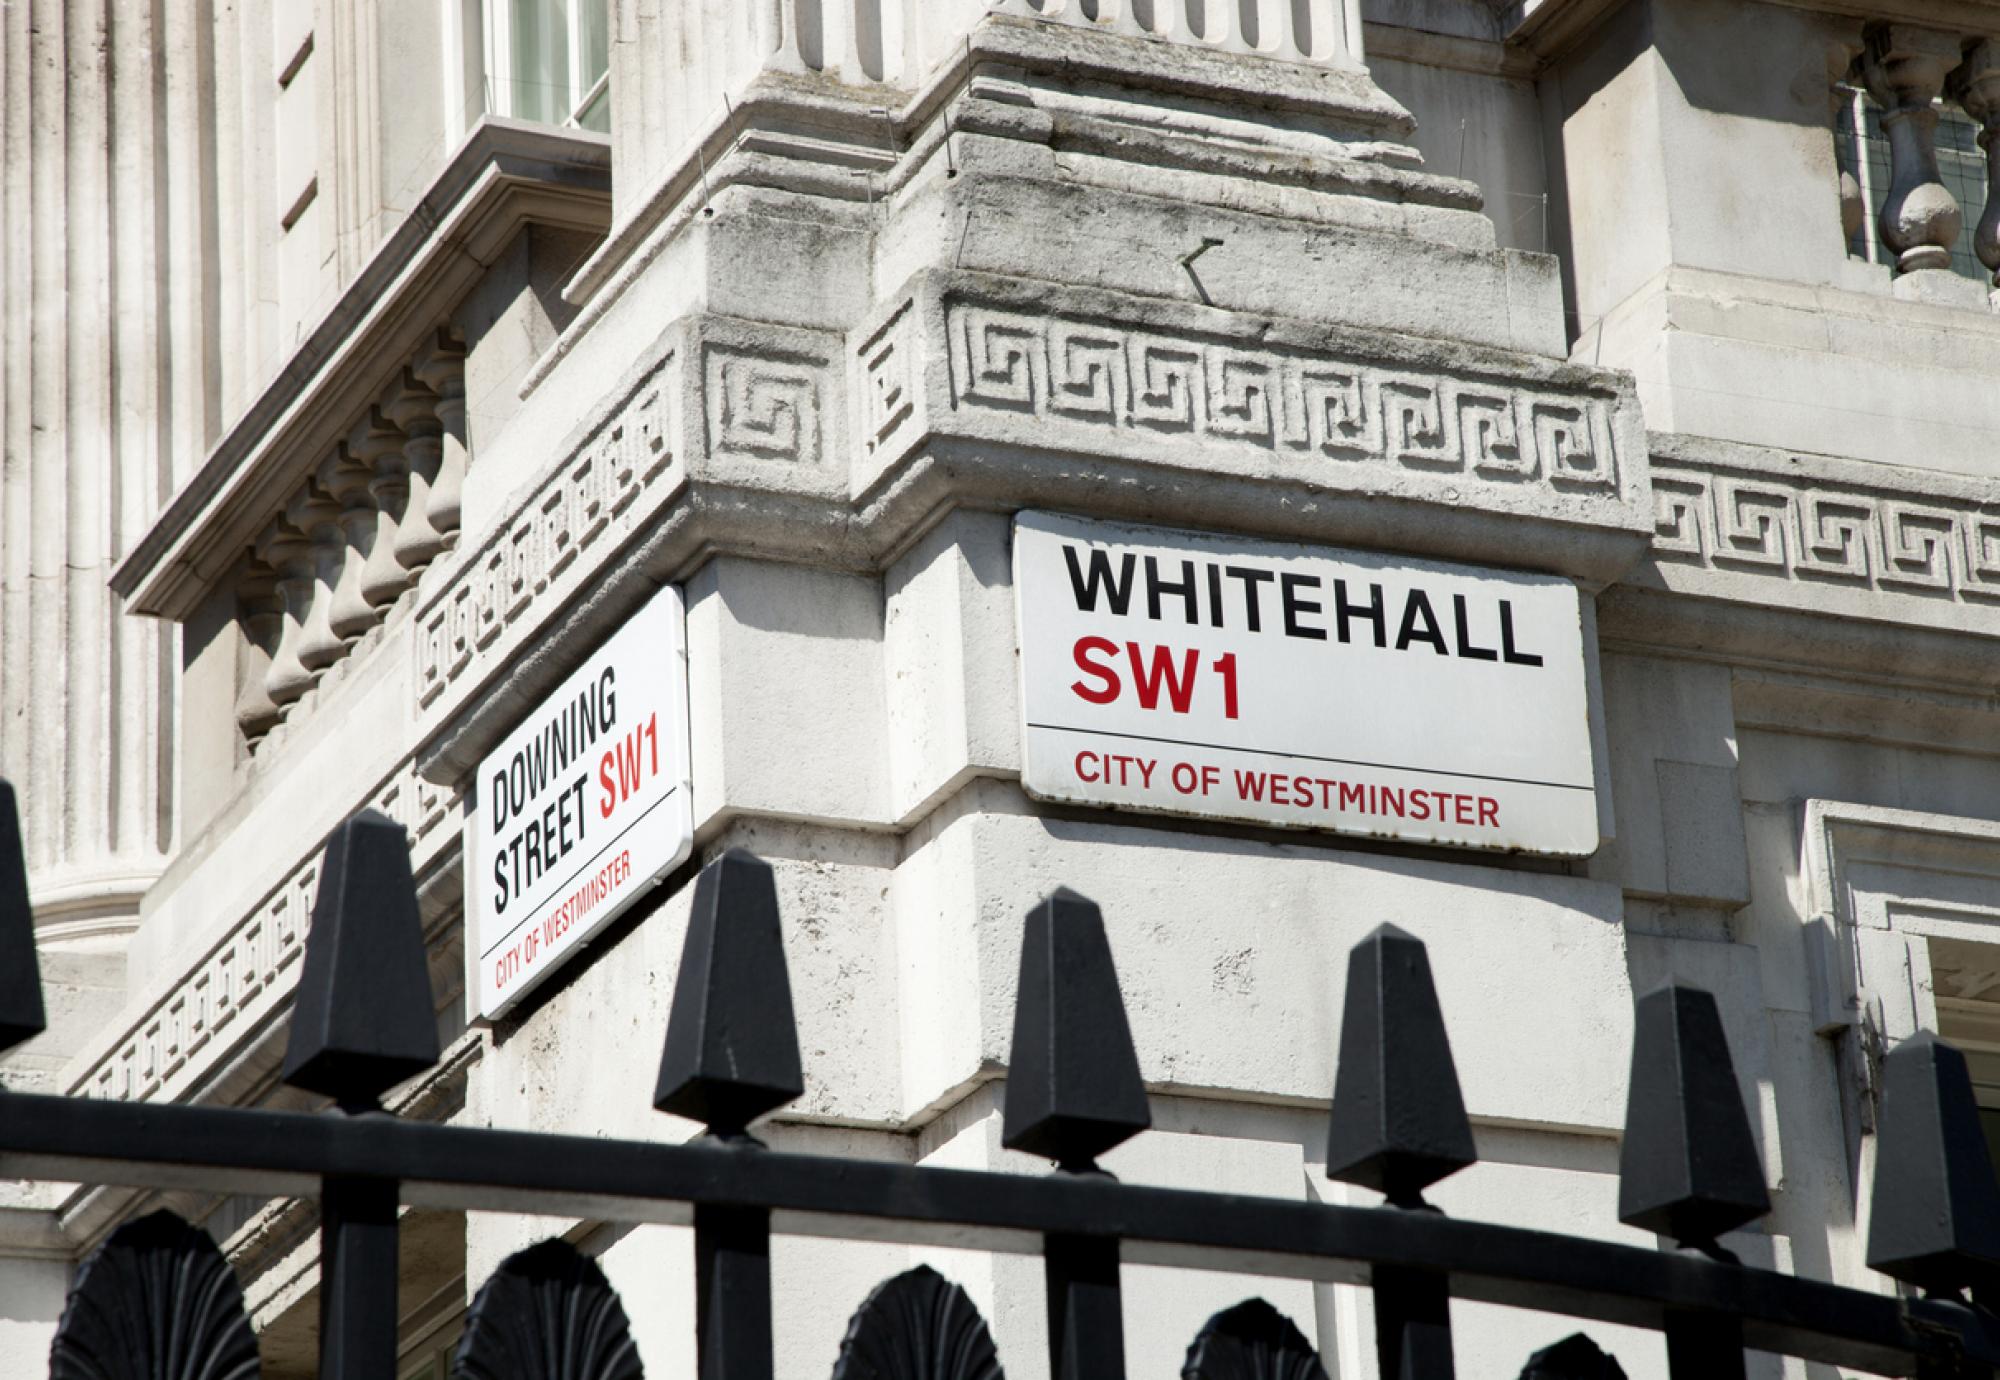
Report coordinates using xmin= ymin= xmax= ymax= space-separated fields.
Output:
xmin=1013 ymin=512 xmax=1598 ymax=856
xmin=471 ymin=586 xmax=692 ymax=1019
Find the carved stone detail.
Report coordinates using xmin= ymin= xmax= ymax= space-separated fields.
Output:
xmin=1649 ymin=451 xmax=2000 ymax=605
xmin=70 ymin=758 xmax=443 ymax=1101
xmin=413 ymin=329 xmax=469 ymax=547
xmin=1857 ymin=23 xmax=1965 ymax=274
xmin=830 ymin=1265 xmax=1004 ymax=1380
xmin=416 ymin=354 xmax=678 ymax=708
xmin=386 ymin=369 xmax=448 ymax=573
xmin=255 ymin=516 xmax=317 ymax=707
xmin=1181 ymin=1298 xmax=1327 ymax=1380
xmin=233 ymin=561 xmax=284 ymax=744
xmin=318 ymin=443 xmax=379 ymax=641
xmin=353 ymin=405 xmax=412 ymax=611
xmin=1948 ymin=40 xmax=2000 ymax=288
xmin=455 ymin=1239 xmax=643 ymax=1380
xmin=49 ymin=1210 xmax=260 ymax=1380
xmin=286 ymin=480 xmax=347 ymax=675
xmin=704 ymin=342 xmax=823 ymax=463
xmin=943 ymin=300 xmax=1621 ymax=492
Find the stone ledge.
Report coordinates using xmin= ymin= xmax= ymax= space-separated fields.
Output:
xmin=114 ymin=120 xmax=613 ymax=622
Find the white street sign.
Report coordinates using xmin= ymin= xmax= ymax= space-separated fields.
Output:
xmin=1014 ymin=512 xmax=1598 ymax=855
xmin=471 ymin=586 xmax=693 ymax=1018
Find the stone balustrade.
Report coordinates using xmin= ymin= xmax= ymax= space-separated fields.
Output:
xmin=1846 ymin=26 xmax=2000 ymax=287
xmin=235 ymin=331 xmax=468 ymax=746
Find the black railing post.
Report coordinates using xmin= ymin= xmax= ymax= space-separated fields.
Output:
xmin=1867 ymin=1032 xmax=2000 ymax=1380
xmin=654 ymin=849 xmax=804 ymax=1380
xmin=1617 ymin=983 xmax=1771 ymax=1380
xmin=1002 ymin=888 xmax=1151 ymax=1380
xmin=281 ymin=809 xmax=440 ymax=1380
xmin=1325 ymin=924 xmax=1476 ymax=1380
xmin=0 ymin=780 xmax=47 ymax=1054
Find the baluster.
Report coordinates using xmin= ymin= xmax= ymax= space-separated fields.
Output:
xmin=319 ymin=444 xmax=379 ymax=642
xmin=287 ymin=481 xmax=347 ymax=677
xmin=1949 ymin=41 xmax=2000 ymax=291
xmin=0 ymin=779 xmax=47 ymax=1053
xmin=386 ymin=370 xmax=448 ymax=575
xmin=1858 ymin=23 xmax=1965 ymax=273
xmin=1616 ymin=984 xmax=1770 ymax=1380
xmin=1325 ymin=925 xmax=1475 ymax=1380
xmin=257 ymin=516 xmax=318 ymax=707
xmin=281 ymin=809 xmax=440 ymax=1380
xmin=411 ymin=330 xmax=468 ymax=550
xmin=233 ymin=557 xmax=284 ymax=743
xmin=1002 ymin=888 xmax=1150 ymax=1380
xmin=1866 ymin=1032 xmax=2000 ymax=1380
xmin=351 ymin=406 xmax=411 ymax=612
xmin=654 ymin=850 xmax=803 ymax=1380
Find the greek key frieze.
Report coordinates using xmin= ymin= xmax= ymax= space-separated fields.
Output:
xmin=704 ymin=342 xmax=824 ymax=465
xmin=1649 ymin=459 xmax=2000 ymax=604
xmin=415 ymin=356 xmax=679 ymax=709
xmin=942 ymin=301 xmax=1620 ymax=492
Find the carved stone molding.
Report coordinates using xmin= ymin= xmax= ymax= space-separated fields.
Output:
xmin=65 ymin=761 xmax=446 ymax=1103
xmin=1644 ymin=435 xmax=2000 ymax=635
xmin=414 ymin=346 xmax=681 ymax=712
xmin=853 ymin=272 xmax=1650 ymax=556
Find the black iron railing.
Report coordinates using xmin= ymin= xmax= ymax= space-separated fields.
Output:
xmin=4 ymin=784 xmax=2000 ymax=1379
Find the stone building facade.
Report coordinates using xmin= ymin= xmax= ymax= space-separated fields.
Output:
xmin=4 ymin=0 xmax=2000 ymax=1375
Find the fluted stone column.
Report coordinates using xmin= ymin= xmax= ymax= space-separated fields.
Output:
xmin=412 ymin=331 xmax=468 ymax=549
xmin=1950 ymin=41 xmax=2000 ymax=290
xmin=385 ymin=370 xmax=448 ymax=574
xmin=0 ymin=0 xmax=177 ymax=940
xmin=1858 ymin=23 xmax=1965 ymax=274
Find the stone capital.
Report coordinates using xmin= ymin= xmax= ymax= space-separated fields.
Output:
xmin=1948 ymin=39 xmax=2000 ymax=128
xmin=1859 ymin=22 xmax=1963 ymax=111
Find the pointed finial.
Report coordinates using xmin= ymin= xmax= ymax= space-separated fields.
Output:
xmin=281 ymin=810 xmax=439 ymax=1108
xmin=1002 ymin=888 xmax=1150 ymax=1170
xmin=1866 ymin=1032 xmax=2000 ymax=1294
xmin=654 ymin=850 xmax=803 ymax=1137
xmin=1324 ymin=924 xmax=1475 ymax=1206
xmin=1616 ymin=983 xmax=1769 ymax=1249
xmin=0 ymin=780 xmax=46 ymax=1055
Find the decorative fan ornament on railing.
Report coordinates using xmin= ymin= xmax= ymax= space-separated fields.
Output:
xmin=1181 ymin=1298 xmax=1328 ymax=1380
xmin=455 ymin=1239 xmax=644 ymax=1380
xmin=1517 ymin=1333 xmax=1629 ymax=1379
xmin=830 ymin=1265 xmax=1005 ymax=1380
xmin=48 ymin=1209 xmax=261 ymax=1380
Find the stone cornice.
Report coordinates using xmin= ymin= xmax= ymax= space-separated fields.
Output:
xmin=1638 ymin=432 xmax=2000 ymax=640
xmin=112 ymin=119 xmax=613 ymax=621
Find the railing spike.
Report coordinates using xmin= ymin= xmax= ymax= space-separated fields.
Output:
xmin=0 ymin=779 xmax=46 ymax=1055
xmin=1616 ymin=983 xmax=1769 ymax=1252
xmin=1324 ymin=923 xmax=1475 ymax=1205
xmin=1001 ymin=887 xmax=1150 ymax=1171
xmin=1866 ymin=1032 xmax=2000 ymax=1295
xmin=280 ymin=809 xmax=438 ymax=1109
xmin=655 ymin=848 xmax=802 ymax=1139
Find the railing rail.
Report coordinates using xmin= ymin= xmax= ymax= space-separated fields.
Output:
xmin=4 ymin=785 xmax=1999 ymax=1379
